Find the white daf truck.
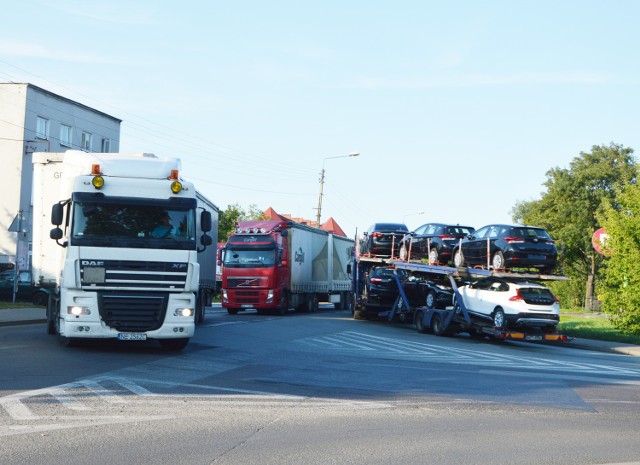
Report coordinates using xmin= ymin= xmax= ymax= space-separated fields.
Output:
xmin=32 ymin=151 xmax=215 ymax=350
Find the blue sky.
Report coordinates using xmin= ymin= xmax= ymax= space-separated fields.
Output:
xmin=2 ymin=1 xmax=639 ymax=238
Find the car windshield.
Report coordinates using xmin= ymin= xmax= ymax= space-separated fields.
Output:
xmin=223 ymin=248 xmax=277 ymax=268
xmin=510 ymin=227 xmax=551 ymax=239
xmin=71 ymin=201 xmax=196 ymax=250
xmin=371 ymin=268 xmax=395 ymax=279
xmin=444 ymin=226 xmax=474 ymax=235
xmin=519 ymin=287 xmax=554 ymax=299
xmin=374 ymin=223 xmax=408 ymax=232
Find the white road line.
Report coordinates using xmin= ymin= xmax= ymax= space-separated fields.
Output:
xmin=111 ymin=378 xmax=156 ymax=396
xmin=79 ymin=380 xmax=126 ymax=403
xmin=48 ymin=387 xmax=92 ymax=411
xmin=298 ymin=331 xmax=640 ymax=377
xmin=0 ymin=396 xmax=38 ymax=420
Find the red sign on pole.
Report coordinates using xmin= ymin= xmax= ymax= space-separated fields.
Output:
xmin=592 ymin=228 xmax=610 ymax=255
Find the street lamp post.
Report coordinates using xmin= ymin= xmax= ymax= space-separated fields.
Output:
xmin=402 ymin=211 xmax=425 ymax=225
xmin=316 ymin=152 xmax=359 ymax=226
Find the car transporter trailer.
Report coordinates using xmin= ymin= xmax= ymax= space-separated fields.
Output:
xmin=351 ymin=255 xmax=571 ymax=344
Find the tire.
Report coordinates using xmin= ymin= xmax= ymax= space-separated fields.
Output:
xmin=278 ymin=291 xmax=289 ymax=315
xmin=425 ymin=291 xmax=436 ymax=309
xmin=55 ymin=306 xmax=75 ymax=347
xmin=159 ymin=338 xmax=189 ymax=351
xmin=227 ymin=308 xmax=239 ymax=315
xmin=307 ymin=295 xmax=318 ymax=313
xmin=431 ymin=313 xmax=449 ymax=337
xmin=492 ymin=251 xmax=505 ymax=270
xmin=428 ymin=248 xmax=439 ymax=264
xmin=46 ymin=295 xmax=57 ymax=335
xmin=195 ymin=290 xmax=206 ymax=324
xmin=348 ymin=293 xmax=356 ymax=315
xmin=453 ymin=249 xmax=465 ymax=267
xmin=399 ymin=244 xmax=408 ymax=260
xmin=493 ymin=308 xmax=506 ymax=328
xmin=415 ymin=311 xmax=428 ymax=334
xmin=32 ymin=291 xmax=48 ymax=306
xmin=540 ymin=267 xmax=553 ymax=275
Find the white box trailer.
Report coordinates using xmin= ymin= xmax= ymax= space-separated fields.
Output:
xmin=195 ymin=191 xmax=219 ymax=321
xmin=32 ymin=151 xmax=216 ymax=350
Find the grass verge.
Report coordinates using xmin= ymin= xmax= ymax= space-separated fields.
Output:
xmin=0 ymin=301 xmax=43 ymax=310
xmin=559 ymin=315 xmax=640 ymax=345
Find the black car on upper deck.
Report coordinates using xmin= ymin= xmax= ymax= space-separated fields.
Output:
xmin=452 ymin=224 xmax=557 ymax=274
xmin=398 ymin=223 xmax=475 ymax=264
xmin=360 ymin=222 xmax=409 ymax=258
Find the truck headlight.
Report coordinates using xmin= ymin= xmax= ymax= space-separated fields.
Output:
xmin=222 ymin=289 xmax=228 ymax=302
xmin=67 ymin=306 xmax=91 ymax=316
xmin=174 ymin=308 xmax=194 ymax=317
xmin=266 ymin=289 xmax=274 ymax=303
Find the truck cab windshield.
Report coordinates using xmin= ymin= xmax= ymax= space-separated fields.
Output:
xmin=223 ymin=248 xmax=276 ymax=268
xmin=71 ymin=201 xmax=196 ymax=250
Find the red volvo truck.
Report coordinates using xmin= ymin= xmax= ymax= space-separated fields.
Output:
xmin=220 ymin=220 xmax=354 ymax=314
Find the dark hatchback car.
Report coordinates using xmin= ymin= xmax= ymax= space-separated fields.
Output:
xmin=365 ymin=268 xmax=451 ymax=310
xmin=360 ymin=222 xmax=409 ymax=257
xmin=399 ymin=223 xmax=475 ymax=264
xmin=402 ymin=274 xmax=453 ymax=309
xmin=0 ymin=270 xmax=50 ymax=305
xmin=452 ymin=224 xmax=557 ymax=274
xmin=365 ymin=267 xmax=399 ymax=307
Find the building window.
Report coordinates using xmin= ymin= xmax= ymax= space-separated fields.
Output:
xmin=36 ymin=117 xmax=49 ymax=140
xmin=81 ymin=131 xmax=92 ymax=152
xmin=101 ymin=138 xmax=111 ymax=152
xmin=60 ymin=125 xmax=72 ymax=147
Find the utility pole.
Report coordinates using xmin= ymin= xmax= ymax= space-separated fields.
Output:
xmin=315 ymin=153 xmax=359 ymax=227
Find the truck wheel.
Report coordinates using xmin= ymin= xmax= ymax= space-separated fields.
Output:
xmin=415 ymin=311 xmax=428 ymax=334
xmin=431 ymin=314 xmax=450 ymax=337
xmin=195 ymin=291 xmax=206 ymax=324
xmin=46 ymin=295 xmax=57 ymax=335
xmin=278 ymin=291 xmax=289 ymax=315
xmin=227 ymin=308 xmax=239 ymax=315
xmin=159 ymin=338 xmax=189 ymax=351
xmin=55 ymin=308 xmax=76 ymax=347
xmin=307 ymin=295 xmax=318 ymax=313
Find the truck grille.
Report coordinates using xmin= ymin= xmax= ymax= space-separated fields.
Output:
xmin=227 ymin=277 xmax=266 ymax=288
xmin=80 ymin=260 xmax=188 ymax=291
xmin=98 ymin=292 xmax=168 ymax=332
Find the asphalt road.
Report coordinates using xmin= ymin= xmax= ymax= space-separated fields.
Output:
xmin=1 ymin=304 xmax=639 ymax=465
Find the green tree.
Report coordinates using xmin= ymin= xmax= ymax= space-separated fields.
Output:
xmin=598 ymin=183 xmax=640 ymax=333
xmin=511 ymin=143 xmax=636 ymax=309
xmin=218 ymin=203 xmax=265 ymax=242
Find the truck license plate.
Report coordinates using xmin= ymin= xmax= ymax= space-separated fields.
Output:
xmin=117 ymin=333 xmax=147 ymax=341
xmin=525 ymin=335 xmax=543 ymax=341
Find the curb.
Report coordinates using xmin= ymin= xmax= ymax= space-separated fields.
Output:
xmin=0 ymin=319 xmax=47 ymax=327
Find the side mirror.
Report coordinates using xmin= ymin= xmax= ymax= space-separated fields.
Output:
xmin=50 ymin=228 xmax=63 ymax=240
xmin=200 ymin=234 xmax=213 ymax=246
xmin=201 ymin=211 xmax=212 ymax=232
xmin=346 ymin=263 xmax=352 ymax=275
xmin=51 ymin=203 xmax=64 ymax=226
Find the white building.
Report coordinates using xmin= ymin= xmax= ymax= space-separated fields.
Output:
xmin=0 ymin=83 xmax=121 ymax=272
